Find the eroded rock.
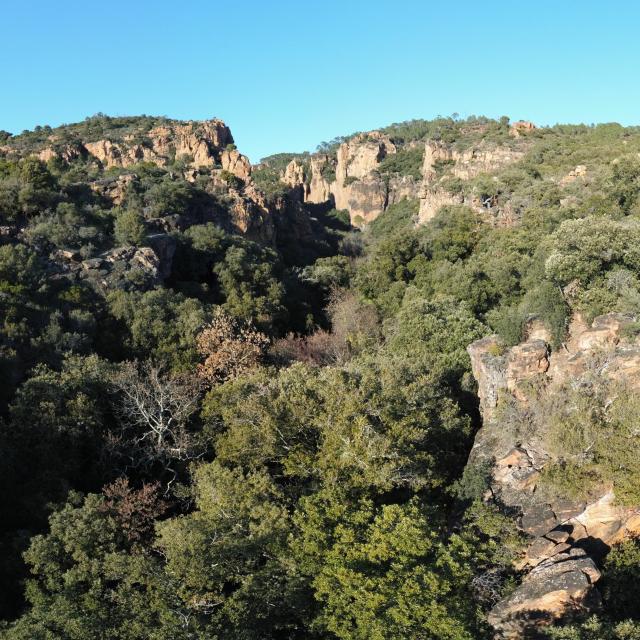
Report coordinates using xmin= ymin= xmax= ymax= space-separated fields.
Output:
xmin=489 ymin=550 xmax=600 ymax=639
xmin=509 ymin=120 xmax=537 ymax=137
xmin=467 ymin=313 xmax=640 ymax=636
xmin=42 ymin=119 xmax=234 ymax=171
xmin=418 ymin=140 xmax=527 ymax=225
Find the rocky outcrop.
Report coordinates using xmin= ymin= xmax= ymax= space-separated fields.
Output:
xmin=335 ymin=132 xmax=395 ymax=182
xmin=510 ymin=121 xmax=537 ymax=137
xmin=488 ymin=549 xmax=601 ymax=636
xmin=283 ymin=159 xmax=307 ymax=189
xmin=83 ymin=139 xmax=146 ymax=168
xmin=38 ymin=119 xmax=248 ymax=174
xmin=422 ymin=140 xmax=454 ymax=180
xmin=13 ymin=117 xmax=344 ymax=251
xmin=33 ymin=118 xmax=531 ymax=236
xmin=53 ymin=236 xmax=176 ymax=293
xmin=560 ymin=165 xmax=587 ymax=186
xmin=450 ymin=144 xmax=525 ymax=181
xmin=146 ymin=233 xmax=177 ymax=280
xmin=418 ymin=140 xmax=527 ymax=224
xmin=278 ymin=128 xmax=529 ymax=227
xmin=220 ymin=147 xmax=252 ymax=180
xmin=467 ymin=314 xmax=640 ymax=637
xmin=422 ymin=140 xmax=525 ymax=185
xmin=224 ymin=183 xmax=276 ymax=243
xmin=146 ymin=120 xmax=232 ymax=165
xmin=306 ymin=155 xmax=333 ymax=204
xmin=89 ymin=173 xmax=137 ymax=206
xmin=387 ymin=175 xmax=420 ymax=206
xmin=417 ymin=188 xmax=465 ymax=224
xmin=330 ymin=132 xmax=396 ymax=223
xmin=332 ymin=175 xmax=389 ymax=224
xmin=282 ymin=133 xmax=421 ymax=224
xmin=38 ymin=142 xmax=86 ymax=164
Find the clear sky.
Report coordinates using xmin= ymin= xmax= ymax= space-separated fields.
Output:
xmin=2 ymin=0 xmax=639 ymax=162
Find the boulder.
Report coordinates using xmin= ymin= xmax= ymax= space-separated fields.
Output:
xmin=560 ymin=165 xmax=588 ymax=185
xmin=90 ymin=173 xmax=137 ymax=205
xmin=489 ymin=550 xmax=600 ymax=639
xmin=220 ymin=148 xmax=252 ymax=180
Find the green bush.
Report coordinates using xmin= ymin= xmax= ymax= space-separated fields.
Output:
xmin=377 ymin=145 xmax=425 ymax=179
xmin=114 ymin=208 xmax=146 ymax=245
xmin=368 ymin=198 xmax=418 ymax=238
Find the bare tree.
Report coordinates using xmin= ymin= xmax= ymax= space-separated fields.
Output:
xmin=109 ymin=361 xmax=202 ymax=477
xmin=471 ymin=568 xmax=506 ymax=606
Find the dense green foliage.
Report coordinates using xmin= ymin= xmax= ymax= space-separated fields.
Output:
xmin=367 ymin=197 xmax=419 ymax=238
xmin=2 ymin=114 xmax=640 ymax=639
xmin=377 ymin=146 xmax=424 ymax=179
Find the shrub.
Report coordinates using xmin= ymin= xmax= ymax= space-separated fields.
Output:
xmin=531 ymin=380 xmax=640 ymax=505
xmin=196 ymin=308 xmax=269 ymax=384
xmin=321 ymin=163 xmax=336 ymax=183
xmin=368 ymin=198 xmax=418 ymax=238
xmin=114 ymin=208 xmax=146 ymax=245
xmin=377 ymin=146 xmax=425 ymax=179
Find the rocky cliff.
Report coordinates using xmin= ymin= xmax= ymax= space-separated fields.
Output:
xmin=467 ymin=315 xmax=640 ymax=638
xmin=418 ymin=140 xmax=526 ymax=224
xmin=281 ymin=130 xmax=529 ymax=227
xmin=6 ymin=116 xmax=540 ymax=264
xmin=38 ymin=119 xmax=247 ymax=173
xmin=282 ymin=132 xmax=419 ymax=225
xmin=19 ymin=119 xmax=313 ymax=247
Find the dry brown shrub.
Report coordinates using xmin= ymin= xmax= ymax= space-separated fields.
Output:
xmin=101 ymin=477 xmax=168 ymax=546
xmin=196 ymin=309 xmax=269 ymax=384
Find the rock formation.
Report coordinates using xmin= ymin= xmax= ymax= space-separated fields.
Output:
xmin=224 ymin=182 xmax=276 ymax=243
xmin=33 ymin=119 xmax=250 ymax=177
xmin=418 ymin=140 xmax=527 ymax=224
xmin=467 ymin=314 xmax=640 ymax=637
xmin=29 ymin=119 xmax=285 ymax=244
xmin=510 ymin=120 xmax=537 ymax=137
xmin=279 ymin=130 xmax=530 ymax=227
xmin=24 ymin=116 xmax=538 ymax=239
xmin=282 ymin=159 xmax=308 ymax=192
xmin=38 ymin=142 xmax=86 ymax=164
xmin=306 ymin=154 xmax=333 ymax=204
xmin=89 ymin=173 xmax=137 ymax=206
xmin=53 ymin=235 xmax=176 ymax=292
xmin=280 ymin=132 xmax=421 ymax=225
xmin=560 ymin=165 xmax=588 ymax=185
xmin=220 ymin=147 xmax=252 ymax=180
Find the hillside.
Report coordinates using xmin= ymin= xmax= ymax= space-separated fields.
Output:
xmin=2 ymin=114 xmax=640 ymax=639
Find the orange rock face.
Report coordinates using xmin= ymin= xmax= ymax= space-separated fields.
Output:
xmin=509 ymin=120 xmax=537 ymax=137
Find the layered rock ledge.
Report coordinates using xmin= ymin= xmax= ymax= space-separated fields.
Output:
xmin=467 ymin=314 xmax=640 ymax=638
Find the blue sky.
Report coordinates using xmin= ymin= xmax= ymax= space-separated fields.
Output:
xmin=2 ymin=0 xmax=639 ymax=161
